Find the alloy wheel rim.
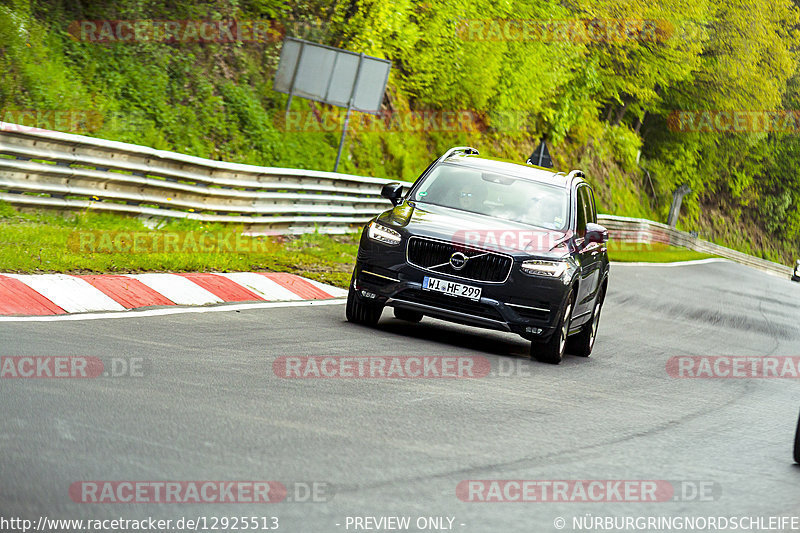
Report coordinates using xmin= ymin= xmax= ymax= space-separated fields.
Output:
xmin=559 ymin=302 xmax=572 ymax=354
xmin=589 ymin=301 xmax=601 ymax=348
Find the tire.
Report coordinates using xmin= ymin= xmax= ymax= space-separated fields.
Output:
xmin=531 ymin=292 xmax=575 ymax=365
xmin=794 ymin=409 xmax=800 ymax=464
xmin=567 ymin=286 xmax=605 ymax=357
xmin=346 ymin=283 xmax=383 ymax=326
xmin=393 ymin=307 xmax=423 ymax=322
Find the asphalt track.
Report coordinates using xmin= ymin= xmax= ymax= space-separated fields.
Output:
xmin=1 ymin=260 xmax=800 ymax=532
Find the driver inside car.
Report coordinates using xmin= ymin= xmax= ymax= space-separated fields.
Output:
xmin=456 ymin=181 xmax=487 ymax=212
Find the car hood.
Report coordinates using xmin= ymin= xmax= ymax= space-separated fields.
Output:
xmin=377 ymin=201 xmax=571 ymax=257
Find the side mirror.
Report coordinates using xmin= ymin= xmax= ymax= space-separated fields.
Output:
xmin=381 ymin=183 xmax=404 ymax=206
xmin=585 ymin=223 xmax=608 ymax=244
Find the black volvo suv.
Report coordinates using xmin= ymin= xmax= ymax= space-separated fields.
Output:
xmin=346 ymin=147 xmax=610 ymax=364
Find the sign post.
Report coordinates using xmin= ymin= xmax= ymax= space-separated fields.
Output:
xmin=334 ymin=53 xmax=365 ymax=172
xmin=274 ymin=38 xmax=391 ymax=171
xmin=667 ymin=184 xmax=692 ymax=227
xmin=526 ymin=140 xmax=553 ymax=168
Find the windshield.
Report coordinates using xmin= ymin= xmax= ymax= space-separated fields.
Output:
xmin=411 ymin=164 xmax=569 ymax=230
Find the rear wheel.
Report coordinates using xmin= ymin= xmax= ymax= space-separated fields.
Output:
xmin=393 ymin=307 xmax=423 ymax=322
xmin=346 ymin=282 xmax=383 ymax=326
xmin=567 ymin=286 xmax=605 ymax=357
xmin=531 ymin=293 xmax=574 ymax=365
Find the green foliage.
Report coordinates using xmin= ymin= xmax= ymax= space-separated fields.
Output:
xmin=1 ymin=0 xmax=799 ymax=263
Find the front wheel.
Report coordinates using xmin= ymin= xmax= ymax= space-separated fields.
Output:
xmin=567 ymin=286 xmax=605 ymax=357
xmin=346 ymin=284 xmax=383 ymax=326
xmin=531 ymin=293 xmax=574 ymax=365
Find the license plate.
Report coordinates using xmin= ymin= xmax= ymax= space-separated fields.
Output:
xmin=422 ymin=276 xmax=482 ymax=301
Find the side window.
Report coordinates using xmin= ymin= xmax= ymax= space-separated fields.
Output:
xmin=585 ymin=186 xmax=597 ymax=224
xmin=576 ymin=186 xmax=587 ymax=237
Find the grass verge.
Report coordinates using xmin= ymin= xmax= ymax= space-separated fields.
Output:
xmin=0 ymin=205 xmax=361 ymax=288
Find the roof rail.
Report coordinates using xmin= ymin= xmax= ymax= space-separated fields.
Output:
xmin=565 ymin=170 xmax=585 ymax=181
xmin=440 ymin=146 xmax=479 ymax=160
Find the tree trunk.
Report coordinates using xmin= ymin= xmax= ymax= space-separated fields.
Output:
xmin=612 ymin=100 xmax=629 ymax=126
xmin=634 ymin=111 xmax=646 ymax=134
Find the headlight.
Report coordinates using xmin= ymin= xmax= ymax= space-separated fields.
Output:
xmin=367 ymin=221 xmax=401 ymax=245
xmin=520 ymin=259 xmax=569 ymax=277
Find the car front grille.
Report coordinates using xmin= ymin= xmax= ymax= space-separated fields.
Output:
xmin=406 ymin=237 xmax=512 ymax=283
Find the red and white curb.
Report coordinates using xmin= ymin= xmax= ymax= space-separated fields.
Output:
xmin=0 ymin=272 xmax=347 ymax=316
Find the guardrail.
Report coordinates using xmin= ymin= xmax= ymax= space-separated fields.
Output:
xmin=598 ymin=214 xmax=793 ymax=278
xmin=0 ymin=122 xmax=394 ymax=234
xmin=0 ymin=122 xmax=793 ymax=278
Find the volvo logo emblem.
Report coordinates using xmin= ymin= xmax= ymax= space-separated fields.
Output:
xmin=449 ymin=252 xmax=468 ymax=270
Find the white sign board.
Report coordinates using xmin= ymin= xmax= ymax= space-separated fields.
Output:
xmin=274 ymin=38 xmax=391 ymax=114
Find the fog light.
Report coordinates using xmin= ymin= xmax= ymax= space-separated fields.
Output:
xmin=525 ymin=326 xmax=543 ymax=335
xmin=360 ymin=290 xmax=377 ymax=299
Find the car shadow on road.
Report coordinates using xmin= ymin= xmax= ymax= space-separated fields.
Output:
xmin=342 ymin=315 xmax=594 ymax=367
xmin=367 ymin=315 xmax=531 ymax=359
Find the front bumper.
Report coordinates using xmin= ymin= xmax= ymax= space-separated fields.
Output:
xmin=352 ymin=236 xmax=574 ymax=341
